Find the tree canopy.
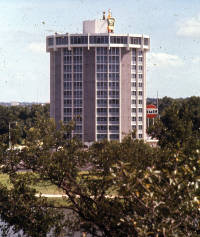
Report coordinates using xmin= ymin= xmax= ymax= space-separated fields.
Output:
xmin=0 ymin=98 xmax=199 ymax=236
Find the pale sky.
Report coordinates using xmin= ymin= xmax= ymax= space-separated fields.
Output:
xmin=0 ymin=0 xmax=200 ymax=102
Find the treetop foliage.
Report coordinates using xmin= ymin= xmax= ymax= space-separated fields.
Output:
xmin=0 ymin=98 xmax=199 ymax=236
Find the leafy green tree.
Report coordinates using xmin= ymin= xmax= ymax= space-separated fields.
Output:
xmin=0 ymin=114 xmax=199 ymax=236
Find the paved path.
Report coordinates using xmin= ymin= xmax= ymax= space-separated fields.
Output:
xmin=35 ymin=194 xmax=68 ymax=198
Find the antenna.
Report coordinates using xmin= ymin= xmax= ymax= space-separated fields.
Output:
xmin=102 ymin=11 xmax=106 ymax=20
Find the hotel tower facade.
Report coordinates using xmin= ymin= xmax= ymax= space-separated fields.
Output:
xmin=46 ymin=11 xmax=150 ymax=143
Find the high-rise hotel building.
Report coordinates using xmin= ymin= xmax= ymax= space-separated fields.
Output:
xmin=46 ymin=11 xmax=150 ymax=143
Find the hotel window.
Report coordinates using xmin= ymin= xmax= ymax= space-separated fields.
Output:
xmin=109 ymin=99 xmax=119 ymax=105
xmin=97 ymin=56 xmax=107 ymax=64
xmin=63 ymin=48 xmax=72 ymax=55
xmin=73 ymin=65 xmax=82 ymax=73
xmin=138 ymin=66 xmax=143 ymax=70
xmin=97 ymin=47 xmax=107 ymax=55
xmin=138 ymin=117 xmax=143 ymax=121
xmin=132 ymin=108 xmax=136 ymax=113
xmin=131 ymin=65 xmax=136 ymax=70
xmin=144 ymin=38 xmax=149 ymax=45
xmin=109 ymin=91 xmax=119 ymax=97
xmin=64 ymin=82 xmax=72 ymax=89
xmin=48 ymin=37 xmax=54 ymax=46
xmin=97 ymin=125 xmax=107 ymax=131
xmin=132 ymin=48 xmax=136 ymax=55
xmin=138 ymin=91 xmax=143 ymax=96
xmin=138 ymin=108 xmax=143 ymax=113
xmin=109 ymin=108 xmax=119 ymax=113
xmin=139 ymin=100 xmax=143 ymax=104
xmin=64 ymin=65 xmax=72 ymax=73
xmin=64 ymin=117 xmax=72 ymax=122
xmin=131 ymin=37 xmax=141 ymax=44
xmin=64 ymin=91 xmax=72 ymax=98
xmin=74 ymin=99 xmax=82 ymax=106
xmin=131 ymin=74 xmax=136 ymax=79
xmin=109 ymin=73 xmax=119 ymax=81
xmin=132 ymin=125 xmax=136 ymax=130
xmin=97 ymin=117 xmax=107 ymax=122
xmin=73 ymin=48 xmax=82 ymax=55
xmin=109 ymin=82 xmax=119 ymax=88
xmin=74 ymin=82 xmax=82 ymax=89
xmin=109 ymin=117 xmax=119 ymax=122
xmin=64 ymin=108 xmax=72 ymax=115
xmin=90 ymin=36 xmax=108 ymax=44
xmin=138 ymin=125 xmax=143 ymax=130
xmin=139 ymin=134 xmax=143 ymax=138
xmin=109 ymin=125 xmax=119 ymax=131
xmin=74 ymin=125 xmax=82 ymax=132
xmin=97 ymin=73 xmax=107 ymax=81
xmin=74 ymin=108 xmax=82 ymax=114
xmin=132 ymin=100 xmax=136 ymax=104
xmin=132 ymin=91 xmax=136 ymax=96
xmin=109 ymin=56 xmax=119 ymax=64
xmin=138 ymin=50 xmax=143 ymax=56
xmin=64 ymin=74 xmax=72 ymax=81
xmin=132 ymin=117 xmax=136 ymax=121
xmin=97 ymin=108 xmax=107 ymax=114
xmin=64 ymin=56 xmax=72 ymax=64
xmin=131 ymin=82 xmax=136 ymax=87
xmin=74 ymin=73 xmax=82 ymax=81
xmin=70 ymin=36 xmax=87 ymax=44
xmin=97 ymin=99 xmax=107 ymax=106
xmin=97 ymin=134 xmax=107 ymax=140
xmin=109 ymin=47 xmax=119 ymax=55
xmin=97 ymin=64 xmax=107 ymax=73
xmin=138 ymin=74 xmax=143 ymax=79
xmin=139 ymin=83 xmax=143 ymax=87
xmin=74 ymin=91 xmax=82 ymax=98
xmin=110 ymin=134 xmax=119 ymax=140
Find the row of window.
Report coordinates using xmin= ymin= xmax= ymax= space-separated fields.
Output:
xmin=97 ymin=125 xmax=119 ymax=131
xmin=97 ymin=91 xmax=119 ymax=97
xmin=132 ymin=116 xmax=143 ymax=121
xmin=64 ymin=99 xmax=83 ymax=106
xmin=132 ymin=99 xmax=143 ymax=104
xmin=131 ymin=91 xmax=143 ymax=96
xmin=96 ymin=55 xmax=120 ymax=64
xmin=64 ymin=82 xmax=83 ymax=89
xmin=97 ymin=117 xmax=119 ymax=122
xmin=131 ymin=65 xmax=143 ymax=70
xmin=132 ymin=82 xmax=143 ymax=87
xmin=97 ymin=47 xmax=120 ymax=55
xmin=97 ymin=99 xmax=119 ymax=105
xmin=64 ymin=73 xmax=83 ymax=81
xmin=97 ymin=73 xmax=119 ymax=81
xmin=97 ymin=108 xmax=119 ymax=113
xmin=132 ymin=125 xmax=143 ymax=130
xmin=131 ymin=74 xmax=143 ymax=79
xmin=64 ymin=108 xmax=82 ymax=113
xmin=64 ymin=65 xmax=82 ymax=73
xmin=132 ymin=57 xmax=143 ymax=62
xmin=97 ymin=134 xmax=119 ymax=140
xmin=132 ymin=108 xmax=143 ymax=113
xmin=48 ymin=37 xmax=149 ymax=47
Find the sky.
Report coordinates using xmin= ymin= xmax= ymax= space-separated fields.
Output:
xmin=0 ymin=0 xmax=200 ymax=102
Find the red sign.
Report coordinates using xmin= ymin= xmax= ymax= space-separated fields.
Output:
xmin=147 ymin=104 xmax=158 ymax=119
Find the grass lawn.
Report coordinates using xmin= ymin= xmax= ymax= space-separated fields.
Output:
xmin=0 ymin=173 xmax=64 ymax=195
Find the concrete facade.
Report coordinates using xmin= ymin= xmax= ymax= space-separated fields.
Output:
xmin=46 ymin=19 xmax=150 ymax=143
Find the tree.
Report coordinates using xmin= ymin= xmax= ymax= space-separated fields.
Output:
xmin=0 ymin=113 xmax=199 ymax=236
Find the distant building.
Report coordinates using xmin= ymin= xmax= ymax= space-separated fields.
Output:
xmin=46 ymin=10 xmax=150 ymax=142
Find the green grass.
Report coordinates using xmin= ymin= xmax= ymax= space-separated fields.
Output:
xmin=0 ymin=173 xmax=64 ymax=195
